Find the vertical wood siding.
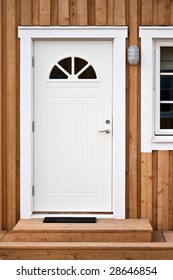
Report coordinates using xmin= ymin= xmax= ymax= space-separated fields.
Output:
xmin=141 ymin=151 xmax=173 ymax=230
xmin=0 ymin=0 xmax=2 ymax=230
xmin=6 ymin=0 xmax=17 ymax=229
xmin=1 ymin=0 xmax=173 ymax=230
xmin=126 ymin=0 xmax=140 ymax=219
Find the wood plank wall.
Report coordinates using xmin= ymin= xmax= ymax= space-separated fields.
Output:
xmin=0 ymin=0 xmax=2 ymax=230
xmin=0 ymin=0 xmax=173 ymax=230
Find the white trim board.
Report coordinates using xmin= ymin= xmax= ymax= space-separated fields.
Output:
xmin=18 ymin=26 xmax=127 ymax=219
xmin=140 ymin=26 xmax=173 ymax=152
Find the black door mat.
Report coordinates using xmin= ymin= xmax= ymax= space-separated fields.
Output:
xmin=43 ymin=217 xmax=96 ymax=223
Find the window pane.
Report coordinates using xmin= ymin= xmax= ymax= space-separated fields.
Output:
xmin=75 ymin=57 xmax=88 ymax=74
xmin=160 ymin=103 xmax=173 ymax=129
xmin=58 ymin=57 xmax=71 ymax=74
xmin=161 ymin=47 xmax=173 ymax=72
xmin=49 ymin=66 xmax=68 ymax=79
xmin=78 ymin=66 xmax=97 ymax=79
xmin=161 ymin=76 xmax=173 ymax=101
xmin=49 ymin=56 xmax=97 ymax=80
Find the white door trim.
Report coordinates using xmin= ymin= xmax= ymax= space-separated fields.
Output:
xmin=18 ymin=26 xmax=127 ymax=219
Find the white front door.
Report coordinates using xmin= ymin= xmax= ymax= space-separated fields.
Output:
xmin=33 ymin=40 xmax=112 ymax=213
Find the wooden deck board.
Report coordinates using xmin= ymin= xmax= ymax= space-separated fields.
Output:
xmin=1 ymin=242 xmax=173 ymax=260
xmin=2 ymin=231 xmax=151 ymax=243
xmin=1 ymin=241 xmax=173 ymax=249
xmin=13 ymin=219 xmax=153 ymax=232
xmin=163 ymin=231 xmax=173 ymax=242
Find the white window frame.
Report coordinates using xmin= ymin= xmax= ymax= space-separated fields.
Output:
xmin=18 ymin=26 xmax=127 ymax=219
xmin=140 ymin=27 xmax=173 ymax=152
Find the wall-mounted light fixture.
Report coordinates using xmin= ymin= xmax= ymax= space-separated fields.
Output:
xmin=127 ymin=45 xmax=140 ymax=65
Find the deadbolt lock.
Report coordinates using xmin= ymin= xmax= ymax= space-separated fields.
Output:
xmin=106 ymin=120 xmax=110 ymax=124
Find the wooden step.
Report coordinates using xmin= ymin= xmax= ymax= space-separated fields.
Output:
xmin=3 ymin=219 xmax=153 ymax=242
xmin=0 ymin=242 xmax=173 ymax=260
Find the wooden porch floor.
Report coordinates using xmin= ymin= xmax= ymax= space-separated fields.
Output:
xmin=0 ymin=219 xmax=173 ymax=259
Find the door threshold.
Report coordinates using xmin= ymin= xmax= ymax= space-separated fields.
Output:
xmin=31 ymin=213 xmax=115 ymax=219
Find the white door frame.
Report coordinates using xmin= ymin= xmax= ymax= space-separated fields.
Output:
xmin=18 ymin=26 xmax=127 ymax=219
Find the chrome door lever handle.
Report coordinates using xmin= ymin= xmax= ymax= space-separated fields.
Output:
xmin=99 ymin=129 xmax=110 ymax=134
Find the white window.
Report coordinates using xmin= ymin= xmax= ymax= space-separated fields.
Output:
xmin=155 ymin=42 xmax=173 ymax=136
xmin=140 ymin=27 xmax=173 ymax=151
xmin=49 ymin=56 xmax=97 ymax=80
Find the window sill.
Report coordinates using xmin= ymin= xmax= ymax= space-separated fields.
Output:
xmin=151 ymin=136 xmax=173 ymax=150
xmin=152 ymin=136 xmax=173 ymax=143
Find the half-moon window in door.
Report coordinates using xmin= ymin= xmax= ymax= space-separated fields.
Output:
xmin=49 ymin=56 xmax=97 ymax=80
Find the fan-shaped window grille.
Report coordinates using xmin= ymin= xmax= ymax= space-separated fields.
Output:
xmin=49 ymin=57 xmax=97 ymax=80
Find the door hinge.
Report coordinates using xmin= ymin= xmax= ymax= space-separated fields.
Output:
xmin=32 ymin=121 xmax=35 ymax=132
xmin=32 ymin=185 xmax=35 ymax=196
xmin=32 ymin=56 xmax=35 ymax=67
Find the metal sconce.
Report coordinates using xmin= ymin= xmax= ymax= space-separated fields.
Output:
xmin=127 ymin=45 xmax=140 ymax=65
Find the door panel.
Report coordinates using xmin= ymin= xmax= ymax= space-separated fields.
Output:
xmin=33 ymin=40 xmax=112 ymax=212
